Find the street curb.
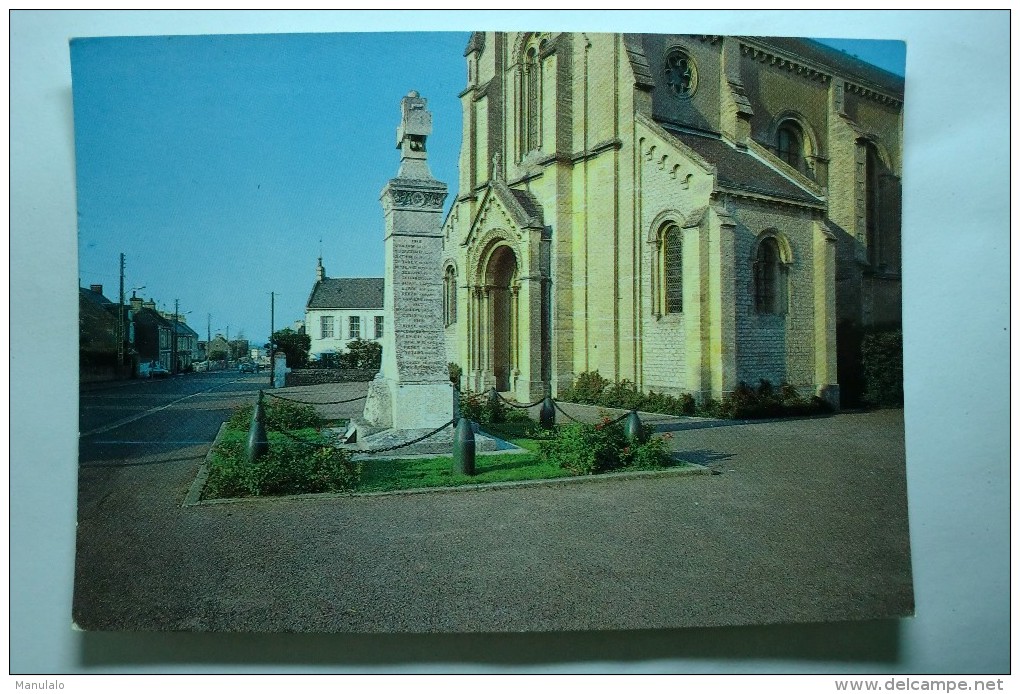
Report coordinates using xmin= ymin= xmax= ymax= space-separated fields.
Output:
xmin=182 ymin=422 xmax=226 ymax=507
xmin=183 ymin=455 xmax=712 ymax=508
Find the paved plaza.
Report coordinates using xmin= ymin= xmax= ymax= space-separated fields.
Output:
xmin=75 ymin=377 xmax=912 ymax=633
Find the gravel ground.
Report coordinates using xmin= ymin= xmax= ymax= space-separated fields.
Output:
xmin=74 ymin=382 xmax=912 ymax=633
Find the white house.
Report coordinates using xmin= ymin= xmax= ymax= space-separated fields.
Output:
xmin=304 ymin=258 xmax=385 ymax=361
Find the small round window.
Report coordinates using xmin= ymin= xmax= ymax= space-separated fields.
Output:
xmin=664 ymin=48 xmax=698 ymax=98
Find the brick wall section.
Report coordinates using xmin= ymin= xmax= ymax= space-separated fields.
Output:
xmin=731 ymin=200 xmax=818 ymax=392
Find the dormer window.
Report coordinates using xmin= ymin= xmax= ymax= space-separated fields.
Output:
xmin=774 ymin=118 xmax=815 ymax=177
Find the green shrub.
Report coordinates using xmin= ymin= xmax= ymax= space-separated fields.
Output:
xmin=540 ymin=418 xmax=628 ymax=475
xmin=458 ymin=390 xmax=501 ymax=424
xmin=629 ymin=431 xmax=675 ymax=469
xmin=644 ymin=390 xmax=696 ymax=417
xmin=560 ymin=371 xmax=610 ymax=405
xmin=340 ymin=339 xmax=382 ymax=370
xmin=448 ymin=362 xmax=463 ymax=388
xmin=599 ymin=379 xmax=645 ymax=411
xmin=225 ymin=399 xmax=323 ymax=433
xmin=709 ymin=381 xmax=831 ymax=419
xmin=861 ymin=329 xmax=903 ymax=407
xmin=458 ymin=390 xmax=531 ymax=424
xmin=204 ymin=434 xmax=361 ymax=499
xmin=540 ymin=416 xmax=674 ymax=475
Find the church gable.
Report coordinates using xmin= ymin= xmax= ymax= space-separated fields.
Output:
xmin=462 ymin=176 xmax=545 ymax=251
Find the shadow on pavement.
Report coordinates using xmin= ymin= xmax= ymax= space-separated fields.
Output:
xmin=678 ymin=449 xmax=735 ymax=467
xmin=76 ymin=618 xmax=903 ymax=669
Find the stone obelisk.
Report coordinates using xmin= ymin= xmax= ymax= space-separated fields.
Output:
xmin=360 ymin=90 xmax=452 ymax=433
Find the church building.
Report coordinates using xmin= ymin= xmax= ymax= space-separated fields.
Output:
xmin=441 ymin=32 xmax=902 ymax=407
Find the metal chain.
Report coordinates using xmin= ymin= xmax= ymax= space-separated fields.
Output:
xmin=492 ymin=391 xmax=546 ymax=409
xmin=263 ymin=391 xmax=367 ymax=406
xmin=551 ymin=401 xmax=633 ymax=426
xmin=357 ymin=419 xmax=456 ymax=454
xmin=553 ymin=401 xmax=583 ymax=423
xmin=602 ymin=410 xmax=634 ymax=426
xmin=271 ymin=419 xmax=455 ymax=454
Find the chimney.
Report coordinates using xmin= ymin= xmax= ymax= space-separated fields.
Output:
xmin=90 ymin=284 xmax=104 ymax=295
xmin=130 ymin=296 xmax=143 ymax=312
xmin=142 ymin=299 xmax=156 ymax=311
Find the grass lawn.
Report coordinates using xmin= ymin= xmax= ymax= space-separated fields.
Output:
xmin=204 ymin=416 xmax=697 ymax=499
xmin=356 ymin=421 xmax=694 ymax=493
xmin=357 ymin=437 xmax=574 ymax=493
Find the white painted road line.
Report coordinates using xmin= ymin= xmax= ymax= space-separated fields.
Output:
xmin=79 ymin=378 xmax=244 ymax=438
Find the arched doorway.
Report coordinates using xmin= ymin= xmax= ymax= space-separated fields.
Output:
xmin=484 ymin=245 xmax=518 ymax=392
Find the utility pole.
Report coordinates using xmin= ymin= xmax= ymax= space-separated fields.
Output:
xmin=269 ymin=291 xmax=275 ymax=386
xmin=117 ymin=253 xmax=125 ymax=373
xmin=207 ymin=313 xmax=212 ymax=370
xmin=172 ymin=299 xmax=179 ymax=375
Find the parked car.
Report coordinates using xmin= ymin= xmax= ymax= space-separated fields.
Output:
xmin=150 ymin=365 xmax=171 ymax=378
xmin=238 ymin=362 xmax=256 ymax=373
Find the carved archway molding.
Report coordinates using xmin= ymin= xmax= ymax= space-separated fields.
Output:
xmin=468 ymin=227 xmax=525 ymax=287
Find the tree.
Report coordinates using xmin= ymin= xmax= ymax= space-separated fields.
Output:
xmin=271 ymin=328 xmax=311 ymax=368
xmin=341 ymin=338 xmax=382 ymax=370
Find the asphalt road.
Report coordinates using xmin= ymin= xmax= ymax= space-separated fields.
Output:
xmin=74 ymin=378 xmax=913 ymax=633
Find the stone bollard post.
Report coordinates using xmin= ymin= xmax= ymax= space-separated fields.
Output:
xmin=246 ymin=391 xmax=270 ymax=463
xmin=488 ymin=386 xmax=502 ymax=423
xmin=624 ymin=410 xmax=644 ymax=444
xmin=452 ymin=417 xmax=476 ymax=476
xmin=539 ymin=396 xmax=556 ymax=429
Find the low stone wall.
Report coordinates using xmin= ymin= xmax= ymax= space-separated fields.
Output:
xmin=284 ymin=368 xmax=378 ymax=387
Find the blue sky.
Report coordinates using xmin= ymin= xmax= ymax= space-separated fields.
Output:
xmin=72 ymin=31 xmax=904 ymax=347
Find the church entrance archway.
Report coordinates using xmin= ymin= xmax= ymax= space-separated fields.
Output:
xmin=484 ymin=245 xmax=518 ymax=392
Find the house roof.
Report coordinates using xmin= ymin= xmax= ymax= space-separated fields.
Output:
xmin=306 ymin=277 xmax=384 ymax=310
xmin=79 ymin=289 xmax=118 ymax=351
xmin=132 ymin=307 xmax=173 ymax=328
xmin=172 ymin=321 xmax=200 ymax=338
xmin=79 ymin=286 xmax=114 ymax=308
xmin=662 ymin=127 xmax=823 ymax=206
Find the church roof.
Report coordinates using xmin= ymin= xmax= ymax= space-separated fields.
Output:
xmin=664 ymin=127 xmax=823 ymax=206
xmin=751 ymin=36 xmax=904 ymax=97
xmin=464 ymin=31 xmax=485 ymax=56
xmin=623 ymin=34 xmax=903 ymax=100
xmin=505 ymin=185 xmax=544 ymax=226
xmin=306 ymin=277 xmax=384 ymax=310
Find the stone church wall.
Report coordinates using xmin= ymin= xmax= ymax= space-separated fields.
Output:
xmin=731 ymin=200 xmax=820 ymax=392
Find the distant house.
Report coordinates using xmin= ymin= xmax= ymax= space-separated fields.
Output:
xmin=304 ymin=257 xmax=385 ymax=361
xmin=130 ymin=296 xmax=173 ymax=371
xmin=207 ymin=335 xmax=230 ymax=362
xmin=79 ymin=284 xmax=129 ymax=381
xmin=171 ymin=319 xmax=200 ymax=372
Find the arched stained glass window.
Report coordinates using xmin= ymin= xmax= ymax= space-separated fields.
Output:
xmin=754 ymin=237 xmax=784 ymax=314
xmin=777 ymin=122 xmax=805 ymax=171
xmin=443 ymin=266 xmax=457 ymax=326
xmin=662 ymin=224 xmax=683 ymax=314
xmin=522 ymin=45 xmax=540 ymax=154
